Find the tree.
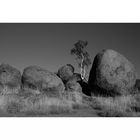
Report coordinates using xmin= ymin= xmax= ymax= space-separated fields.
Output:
xmin=70 ymin=40 xmax=91 ymax=81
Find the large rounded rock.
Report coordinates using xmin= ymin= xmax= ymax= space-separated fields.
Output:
xmin=0 ymin=63 xmax=21 ymax=94
xmin=88 ymin=49 xmax=137 ymax=96
xmin=22 ymin=66 xmax=65 ymax=97
xmin=58 ymin=64 xmax=74 ymax=83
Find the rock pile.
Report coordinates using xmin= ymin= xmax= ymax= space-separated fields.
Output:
xmin=0 ymin=49 xmax=137 ymax=98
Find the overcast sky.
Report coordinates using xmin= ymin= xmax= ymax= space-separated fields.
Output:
xmin=0 ymin=23 xmax=140 ymax=77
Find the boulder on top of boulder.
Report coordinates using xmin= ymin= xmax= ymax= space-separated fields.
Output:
xmin=57 ymin=64 xmax=74 ymax=83
xmin=88 ymin=49 xmax=137 ymax=96
xmin=0 ymin=63 xmax=21 ymax=94
xmin=22 ymin=65 xmax=65 ymax=97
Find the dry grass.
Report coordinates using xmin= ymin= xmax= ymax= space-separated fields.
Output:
xmin=0 ymin=94 xmax=23 ymax=116
xmin=22 ymin=95 xmax=73 ymax=116
xmin=2 ymin=89 xmax=140 ymax=117
xmin=0 ymin=90 xmax=89 ymax=116
xmin=91 ymin=94 xmax=139 ymax=117
xmin=0 ymin=94 xmax=74 ymax=116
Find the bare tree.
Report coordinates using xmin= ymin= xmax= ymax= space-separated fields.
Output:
xmin=70 ymin=40 xmax=91 ymax=81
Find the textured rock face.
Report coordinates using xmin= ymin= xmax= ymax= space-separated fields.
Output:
xmin=66 ymin=80 xmax=82 ymax=92
xmin=22 ymin=66 xmax=65 ymax=97
xmin=65 ymin=80 xmax=83 ymax=103
xmin=58 ymin=64 xmax=74 ymax=83
xmin=0 ymin=64 xmax=21 ymax=94
xmin=88 ymin=49 xmax=137 ymax=96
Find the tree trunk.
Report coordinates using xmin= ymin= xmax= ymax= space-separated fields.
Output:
xmin=80 ymin=67 xmax=84 ymax=80
xmin=83 ymin=66 xmax=86 ymax=80
xmin=80 ymin=55 xmax=85 ymax=80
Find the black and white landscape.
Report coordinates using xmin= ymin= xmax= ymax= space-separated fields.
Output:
xmin=0 ymin=23 xmax=140 ymax=117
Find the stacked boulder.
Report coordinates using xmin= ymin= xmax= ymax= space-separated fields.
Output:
xmin=57 ymin=64 xmax=91 ymax=103
xmin=0 ymin=63 xmax=21 ymax=94
xmin=0 ymin=49 xmax=136 ymax=99
xmin=58 ymin=64 xmax=91 ymax=97
xmin=88 ymin=49 xmax=137 ymax=96
xmin=57 ymin=64 xmax=75 ymax=84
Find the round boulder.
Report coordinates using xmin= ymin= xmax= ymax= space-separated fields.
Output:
xmin=22 ymin=65 xmax=65 ymax=97
xmin=88 ymin=49 xmax=137 ymax=96
xmin=58 ymin=64 xmax=74 ymax=83
xmin=0 ymin=63 xmax=21 ymax=94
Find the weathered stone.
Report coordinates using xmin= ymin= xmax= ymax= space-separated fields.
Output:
xmin=88 ymin=49 xmax=137 ymax=96
xmin=22 ymin=65 xmax=65 ymax=97
xmin=0 ymin=63 xmax=21 ymax=94
xmin=58 ymin=64 xmax=74 ymax=83
xmin=66 ymin=80 xmax=82 ymax=92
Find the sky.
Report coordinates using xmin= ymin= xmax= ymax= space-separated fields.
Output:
xmin=0 ymin=23 xmax=140 ymax=77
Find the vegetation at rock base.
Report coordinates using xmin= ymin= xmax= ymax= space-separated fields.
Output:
xmin=0 ymin=90 xmax=91 ymax=117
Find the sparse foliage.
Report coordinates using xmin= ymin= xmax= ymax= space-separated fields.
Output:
xmin=70 ymin=40 xmax=91 ymax=80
